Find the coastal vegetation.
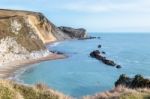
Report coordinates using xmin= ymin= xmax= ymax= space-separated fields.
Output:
xmin=0 ymin=80 xmax=71 ymax=99
xmin=115 ymin=74 xmax=150 ymax=88
xmin=84 ymin=86 xmax=150 ymax=99
xmin=0 ymin=75 xmax=150 ymax=99
xmin=0 ymin=9 xmax=150 ymax=99
xmin=84 ymin=74 xmax=150 ymax=99
xmin=0 ymin=9 xmax=87 ymax=76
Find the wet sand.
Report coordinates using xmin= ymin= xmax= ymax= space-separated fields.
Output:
xmin=0 ymin=53 xmax=66 ymax=79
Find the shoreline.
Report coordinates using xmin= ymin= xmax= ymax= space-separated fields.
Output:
xmin=0 ymin=53 xmax=67 ymax=79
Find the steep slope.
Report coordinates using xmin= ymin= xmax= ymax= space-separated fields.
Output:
xmin=0 ymin=9 xmax=87 ymax=66
xmin=0 ymin=9 xmax=87 ymax=44
xmin=0 ymin=80 xmax=71 ymax=99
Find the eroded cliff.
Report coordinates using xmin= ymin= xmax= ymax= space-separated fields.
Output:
xmin=0 ymin=9 xmax=87 ymax=66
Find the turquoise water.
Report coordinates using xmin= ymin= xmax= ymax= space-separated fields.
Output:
xmin=17 ymin=33 xmax=150 ymax=97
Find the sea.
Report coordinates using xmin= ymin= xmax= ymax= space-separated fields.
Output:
xmin=14 ymin=33 xmax=150 ymax=97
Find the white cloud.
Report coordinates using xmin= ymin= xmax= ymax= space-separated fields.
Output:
xmin=110 ymin=0 xmax=150 ymax=12
xmin=2 ymin=0 xmax=150 ymax=13
xmin=62 ymin=2 xmax=110 ymax=13
xmin=57 ymin=0 xmax=150 ymax=13
xmin=0 ymin=0 xmax=150 ymax=32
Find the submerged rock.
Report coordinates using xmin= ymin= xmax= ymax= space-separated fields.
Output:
xmin=102 ymin=51 xmax=106 ymax=54
xmin=115 ymin=74 xmax=150 ymax=88
xmin=98 ymin=45 xmax=101 ymax=48
xmin=97 ymin=37 xmax=101 ymax=39
xmin=101 ymin=59 xmax=116 ymax=66
xmin=116 ymin=65 xmax=122 ymax=69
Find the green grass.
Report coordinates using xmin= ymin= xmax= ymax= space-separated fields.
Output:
xmin=120 ymin=92 xmax=147 ymax=99
xmin=0 ymin=80 xmax=70 ymax=99
xmin=0 ymin=84 xmax=17 ymax=99
xmin=84 ymin=86 xmax=150 ymax=99
xmin=0 ymin=80 xmax=150 ymax=99
xmin=13 ymin=84 xmax=59 ymax=99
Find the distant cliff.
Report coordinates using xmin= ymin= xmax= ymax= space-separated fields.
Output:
xmin=0 ymin=9 xmax=87 ymax=66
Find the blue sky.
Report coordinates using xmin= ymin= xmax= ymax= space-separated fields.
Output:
xmin=0 ymin=0 xmax=150 ymax=32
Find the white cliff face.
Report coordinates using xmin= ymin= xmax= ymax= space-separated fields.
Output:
xmin=0 ymin=37 xmax=50 ymax=66
xmin=10 ymin=19 xmax=22 ymax=35
xmin=0 ymin=37 xmax=28 ymax=54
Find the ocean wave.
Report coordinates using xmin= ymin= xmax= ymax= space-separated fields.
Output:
xmin=8 ymin=67 xmax=26 ymax=83
xmin=48 ymin=42 xmax=61 ymax=47
xmin=8 ymin=64 xmax=38 ymax=84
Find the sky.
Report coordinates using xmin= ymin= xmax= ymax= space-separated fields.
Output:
xmin=0 ymin=0 xmax=150 ymax=32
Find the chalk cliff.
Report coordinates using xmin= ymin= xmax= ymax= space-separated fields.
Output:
xmin=0 ymin=9 xmax=87 ymax=66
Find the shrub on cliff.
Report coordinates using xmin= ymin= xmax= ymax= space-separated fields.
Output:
xmin=115 ymin=74 xmax=150 ymax=88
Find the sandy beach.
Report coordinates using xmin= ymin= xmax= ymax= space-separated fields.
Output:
xmin=0 ymin=53 xmax=66 ymax=79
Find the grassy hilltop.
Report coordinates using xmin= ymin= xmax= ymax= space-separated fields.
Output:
xmin=0 ymin=80 xmax=70 ymax=99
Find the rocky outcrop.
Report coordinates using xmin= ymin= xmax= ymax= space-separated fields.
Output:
xmin=115 ymin=74 xmax=150 ymax=88
xmin=90 ymin=50 xmax=121 ymax=68
xmin=0 ymin=9 xmax=87 ymax=43
xmin=0 ymin=9 xmax=87 ymax=66
xmin=58 ymin=26 xmax=87 ymax=39
xmin=98 ymin=45 xmax=102 ymax=48
xmin=78 ymin=36 xmax=101 ymax=40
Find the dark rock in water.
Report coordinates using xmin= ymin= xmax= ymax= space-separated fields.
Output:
xmin=98 ymin=45 xmax=101 ymax=48
xmin=87 ymin=36 xmax=97 ymax=39
xmin=90 ymin=50 xmax=100 ymax=57
xmin=90 ymin=50 xmax=117 ymax=66
xmin=116 ymin=65 xmax=121 ymax=69
xmin=115 ymin=74 xmax=150 ymax=88
xmin=102 ymin=51 xmax=106 ymax=54
xmin=78 ymin=36 xmax=97 ymax=40
xmin=78 ymin=36 xmax=101 ymax=40
xmin=50 ymin=51 xmax=64 ymax=54
xmin=94 ymin=50 xmax=100 ymax=54
xmin=58 ymin=26 xmax=87 ymax=39
xmin=101 ymin=59 xmax=116 ymax=66
xmin=97 ymin=37 xmax=101 ymax=39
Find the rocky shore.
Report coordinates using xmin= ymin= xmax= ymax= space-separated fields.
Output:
xmin=0 ymin=74 xmax=150 ymax=99
xmin=0 ymin=9 xmax=87 ymax=79
xmin=58 ymin=26 xmax=87 ymax=39
xmin=0 ymin=9 xmax=149 ymax=99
